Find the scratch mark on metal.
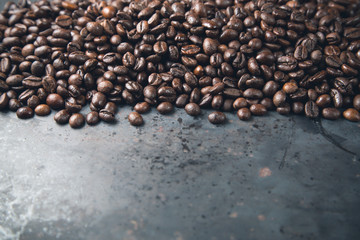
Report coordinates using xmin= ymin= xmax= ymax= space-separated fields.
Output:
xmin=313 ymin=118 xmax=357 ymax=160
xmin=279 ymin=117 xmax=295 ymax=170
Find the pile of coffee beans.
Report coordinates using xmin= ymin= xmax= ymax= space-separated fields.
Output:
xmin=0 ymin=0 xmax=360 ymax=128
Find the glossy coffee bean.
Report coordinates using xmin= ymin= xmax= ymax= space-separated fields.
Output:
xmin=250 ymin=104 xmax=267 ymax=116
xmin=128 ymin=112 xmax=144 ymax=126
xmin=54 ymin=110 xmax=71 ymax=124
xmin=237 ymin=108 xmax=251 ymax=121
xmin=157 ymin=102 xmax=174 ymax=114
xmin=69 ymin=113 xmax=85 ymax=128
xmin=185 ymin=103 xmax=201 ymax=116
xmin=86 ymin=111 xmax=100 ymax=125
xmin=34 ymin=104 xmax=51 ymax=116
xmin=322 ymin=108 xmax=341 ymax=120
xmin=46 ymin=93 xmax=64 ymax=110
xmin=208 ymin=111 xmax=226 ymax=124
xmin=343 ymin=108 xmax=360 ymax=122
xmin=16 ymin=107 xmax=34 ymax=119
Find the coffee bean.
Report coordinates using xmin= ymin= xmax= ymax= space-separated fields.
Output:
xmin=102 ymin=6 xmax=116 ymax=19
xmin=237 ymin=108 xmax=251 ymax=121
xmin=250 ymin=104 xmax=267 ymax=116
xmin=134 ymin=102 xmax=151 ymax=114
xmin=203 ymin=38 xmax=219 ymax=55
xmin=208 ymin=111 xmax=226 ymax=124
xmin=0 ymin=93 xmax=9 ymax=110
xmin=353 ymin=95 xmax=360 ymax=111
xmin=34 ymin=104 xmax=51 ymax=116
xmin=128 ymin=112 xmax=144 ymax=126
xmin=46 ymin=93 xmax=64 ymax=110
xmin=86 ymin=111 xmax=100 ymax=125
xmin=343 ymin=108 xmax=360 ymax=122
xmin=86 ymin=22 xmax=104 ymax=36
xmin=184 ymin=103 xmax=201 ymax=116
xmin=157 ymin=102 xmax=174 ymax=114
xmin=16 ymin=107 xmax=34 ymax=119
xmin=305 ymin=101 xmax=319 ymax=118
xmin=99 ymin=110 xmax=115 ymax=123
xmin=322 ymin=108 xmax=341 ymax=120
xmin=69 ymin=113 xmax=85 ymax=128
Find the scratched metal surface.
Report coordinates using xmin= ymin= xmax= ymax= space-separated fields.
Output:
xmin=0 ymin=105 xmax=360 ymax=240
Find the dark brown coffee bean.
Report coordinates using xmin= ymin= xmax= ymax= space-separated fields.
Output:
xmin=134 ymin=102 xmax=151 ymax=114
xmin=86 ymin=22 xmax=104 ymax=36
xmin=69 ymin=113 xmax=85 ymax=128
xmin=277 ymin=103 xmax=291 ymax=115
xmin=233 ymin=97 xmax=248 ymax=110
xmin=273 ymin=90 xmax=287 ymax=107
xmin=157 ymin=102 xmax=174 ymax=114
xmin=316 ymin=94 xmax=331 ymax=108
xmin=9 ymin=99 xmax=22 ymax=111
xmin=184 ymin=72 xmax=198 ymax=88
xmin=353 ymin=95 xmax=360 ymax=111
xmin=208 ymin=111 xmax=226 ymax=124
xmin=16 ymin=107 xmax=34 ymax=119
xmin=203 ymin=38 xmax=219 ymax=55
xmin=211 ymin=95 xmax=223 ymax=110
xmin=250 ymin=104 xmax=267 ymax=116
xmin=34 ymin=104 xmax=51 ymax=116
xmin=175 ymin=94 xmax=189 ymax=108
xmin=343 ymin=108 xmax=360 ymax=122
xmin=237 ymin=108 xmax=251 ymax=121
xmin=322 ymin=108 xmax=341 ymax=120
xmin=27 ymin=95 xmax=40 ymax=109
xmin=185 ymin=103 xmax=201 ymax=116
xmin=305 ymin=101 xmax=319 ymax=118
xmin=46 ymin=93 xmax=64 ymax=110
xmin=243 ymin=88 xmax=263 ymax=99
xmin=56 ymin=15 xmax=72 ymax=27
xmin=99 ymin=110 xmax=115 ymax=123
xmin=0 ymin=93 xmax=9 ymax=110
xmin=54 ymin=109 xmax=71 ymax=124
xmin=128 ymin=112 xmax=144 ymax=126
xmin=86 ymin=111 xmax=100 ymax=125
xmin=6 ymin=75 xmax=23 ymax=86
xmin=292 ymin=102 xmax=304 ymax=114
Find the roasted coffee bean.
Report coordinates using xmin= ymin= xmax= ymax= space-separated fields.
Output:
xmin=46 ymin=93 xmax=64 ymax=110
xmin=157 ymin=102 xmax=174 ymax=114
xmin=134 ymin=102 xmax=151 ymax=114
xmin=99 ymin=110 xmax=115 ymax=123
xmin=27 ymin=95 xmax=40 ymax=109
xmin=273 ymin=91 xmax=287 ymax=107
xmin=86 ymin=111 xmax=100 ymax=125
xmin=16 ymin=107 xmax=34 ymax=119
xmin=185 ymin=103 xmax=201 ymax=116
xmin=343 ymin=108 xmax=360 ymax=122
xmin=237 ymin=108 xmax=251 ymax=121
xmin=9 ymin=99 xmax=22 ymax=111
xmin=69 ymin=113 xmax=85 ymax=128
xmin=0 ymin=93 xmax=9 ymax=110
xmin=54 ymin=109 xmax=71 ymax=124
xmin=305 ymin=101 xmax=319 ymax=118
xmin=34 ymin=104 xmax=51 ymax=116
xmin=322 ymin=108 xmax=341 ymax=120
xmin=208 ymin=111 xmax=226 ymax=124
xmin=250 ymin=104 xmax=267 ymax=116
xmin=128 ymin=112 xmax=144 ymax=126
xmin=353 ymin=95 xmax=360 ymax=111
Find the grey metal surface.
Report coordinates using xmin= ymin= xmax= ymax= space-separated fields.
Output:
xmin=0 ymin=106 xmax=360 ymax=240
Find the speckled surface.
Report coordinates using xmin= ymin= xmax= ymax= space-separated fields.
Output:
xmin=0 ymin=105 xmax=360 ymax=240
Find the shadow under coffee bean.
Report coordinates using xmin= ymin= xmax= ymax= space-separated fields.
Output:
xmin=0 ymin=0 xmax=359 ymax=128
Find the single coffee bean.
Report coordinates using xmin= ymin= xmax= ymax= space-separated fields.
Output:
xmin=322 ymin=108 xmax=341 ymax=120
xmin=128 ymin=112 xmax=144 ymax=126
xmin=250 ymin=104 xmax=267 ymax=116
xmin=46 ymin=93 xmax=64 ymax=110
xmin=208 ymin=111 xmax=226 ymax=124
xmin=99 ymin=110 xmax=115 ymax=123
xmin=54 ymin=110 xmax=71 ymax=124
xmin=134 ymin=102 xmax=151 ymax=114
xmin=86 ymin=111 xmax=100 ymax=125
xmin=0 ymin=93 xmax=9 ymax=110
xmin=16 ymin=106 xmax=34 ymax=119
xmin=185 ymin=103 xmax=201 ymax=116
xmin=305 ymin=101 xmax=320 ymax=118
xmin=69 ymin=113 xmax=85 ymax=128
xmin=343 ymin=108 xmax=360 ymax=122
xmin=353 ymin=95 xmax=360 ymax=111
xmin=34 ymin=104 xmax=51 ymax=116
xmin=157 ymin=102 xmax=174 ymax=114
xmin=237 ymin=108 xmax=251 ymax=121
